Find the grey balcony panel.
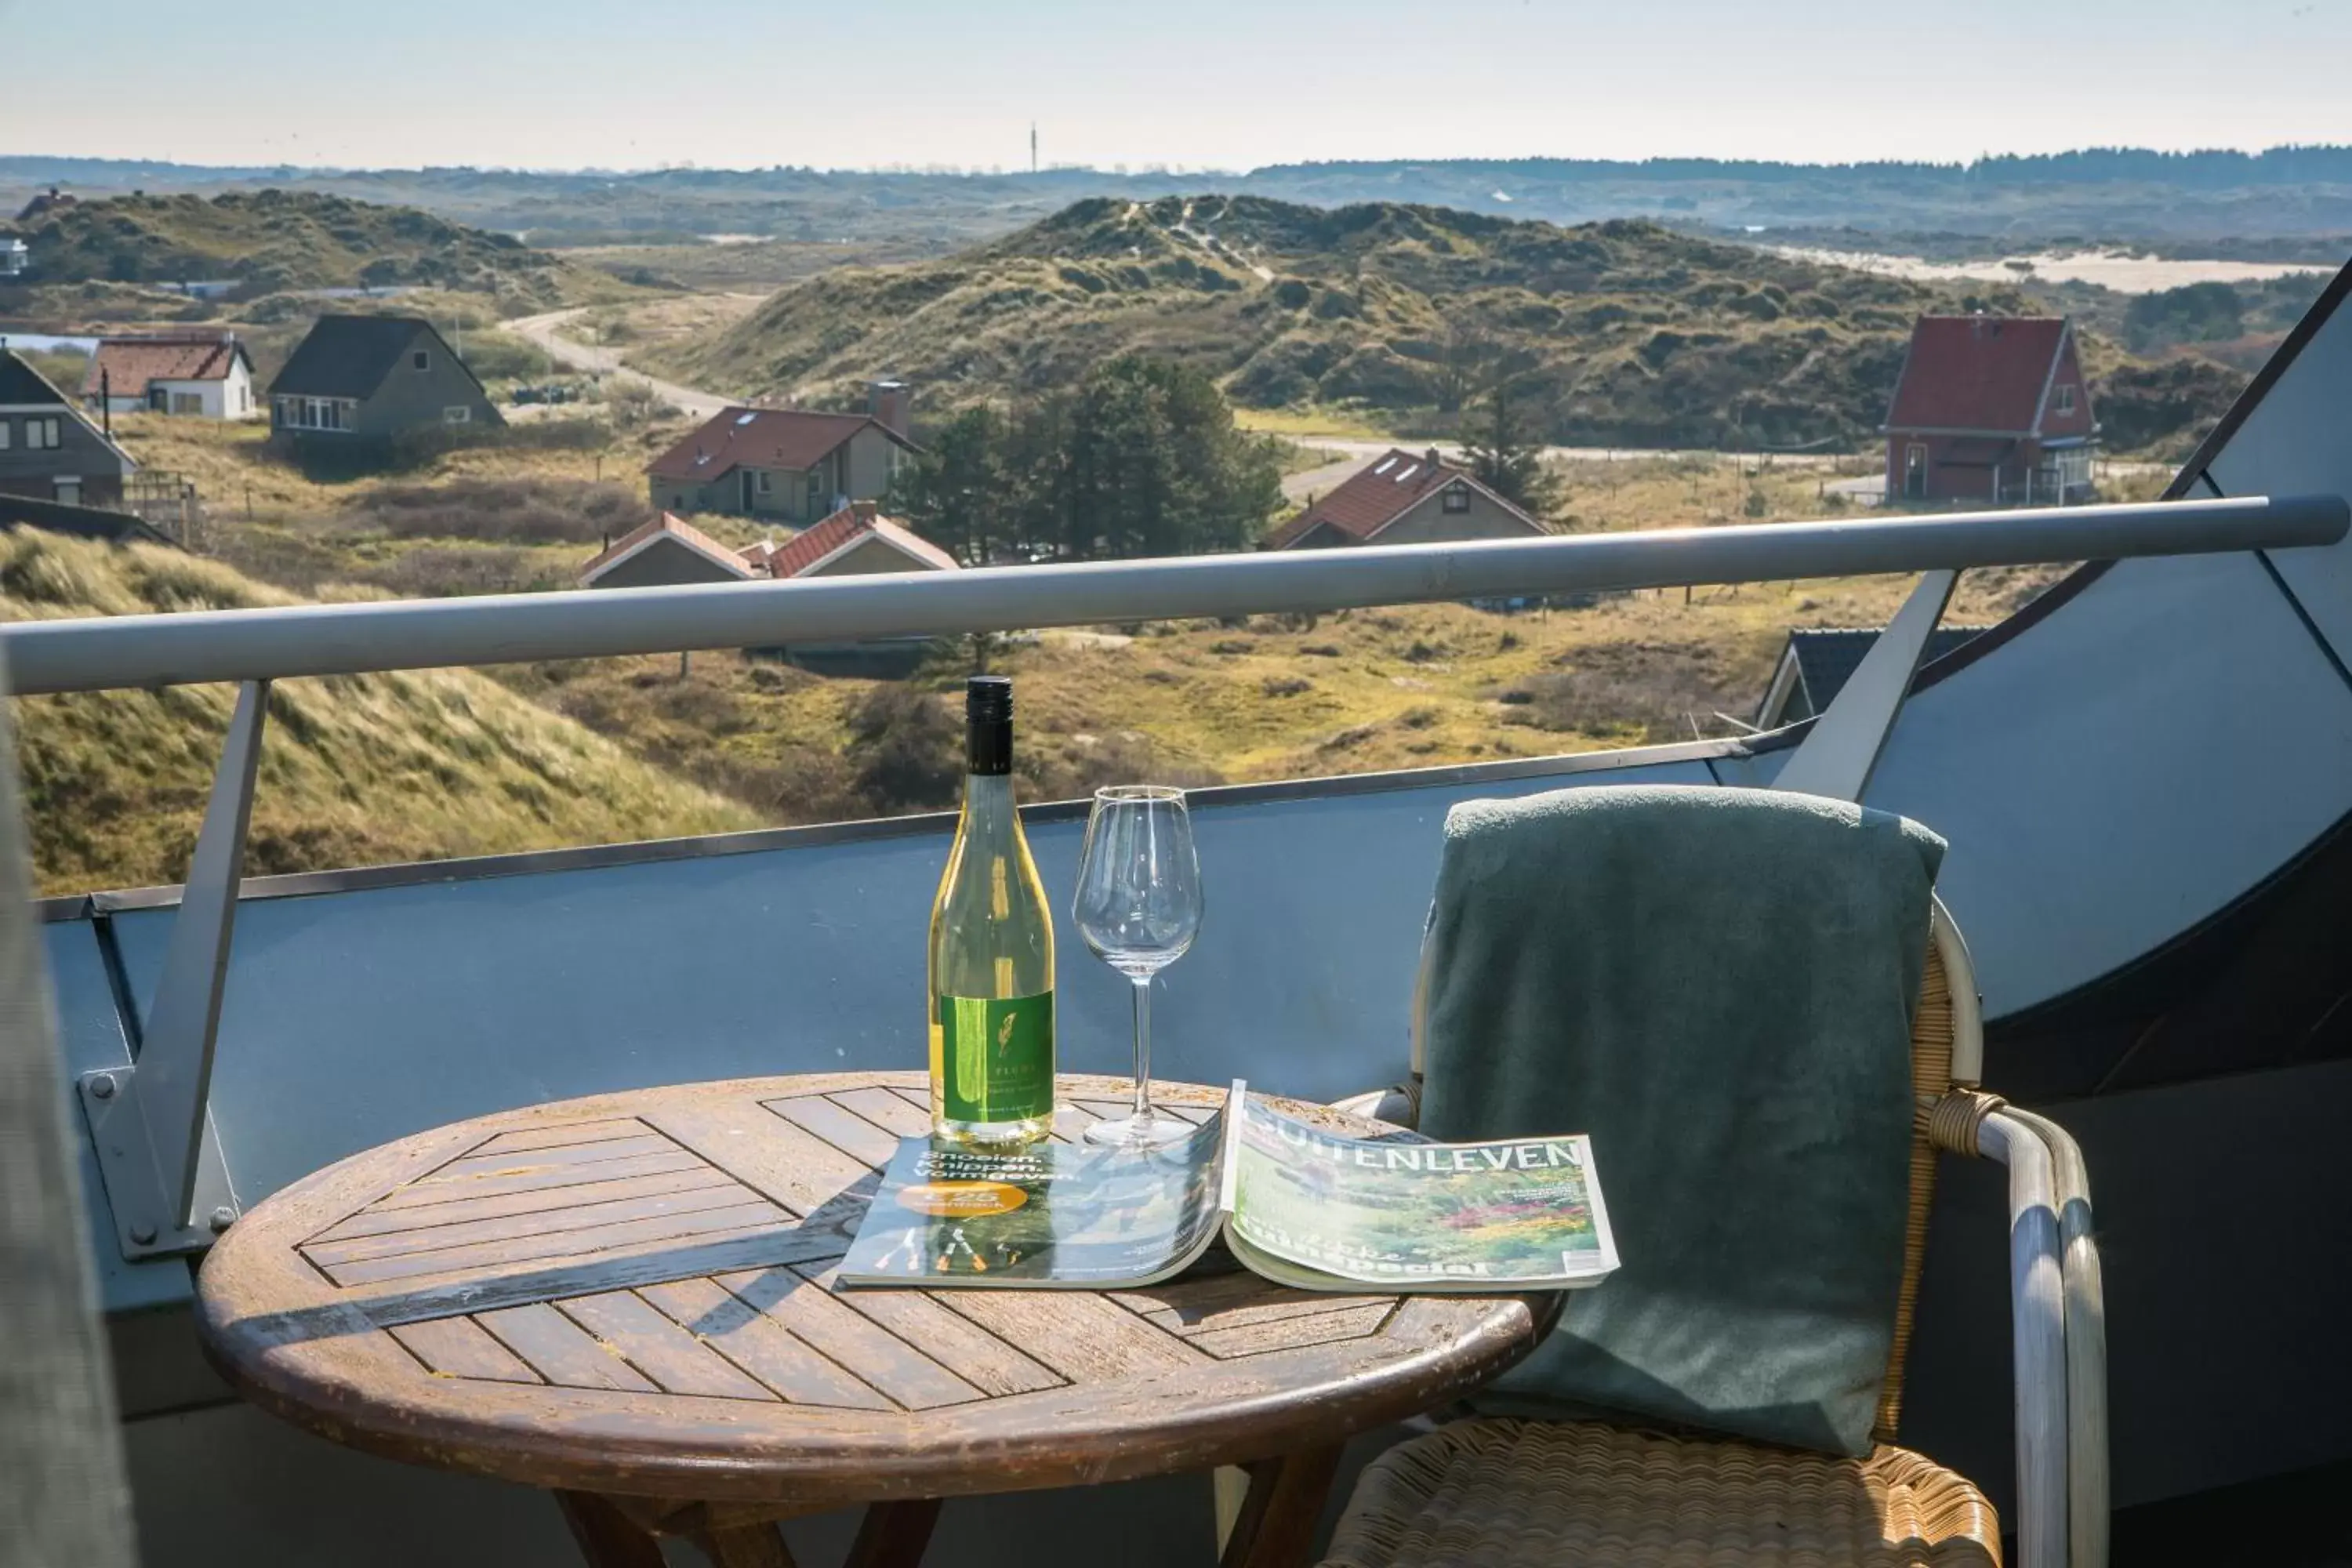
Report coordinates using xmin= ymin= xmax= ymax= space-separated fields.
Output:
xmin=99 ymin=754 xmax=1716 ymax=1242
xmin=1860 ymin=546 xmax=2352 ymax=1018
xmin=2200 ymin=289 xmax=2352 ymax=674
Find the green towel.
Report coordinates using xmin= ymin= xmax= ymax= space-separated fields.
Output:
xmin=1419 ymin=784 xmax=1945 ymax=1457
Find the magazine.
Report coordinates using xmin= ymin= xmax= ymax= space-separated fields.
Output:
xmin=835 ymin=1083 xmax=1620 ymax=1293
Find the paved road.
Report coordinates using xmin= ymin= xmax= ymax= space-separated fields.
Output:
xmin=506 ymin=308 xmax=734 ymax=419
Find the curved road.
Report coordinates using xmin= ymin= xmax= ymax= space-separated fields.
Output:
xmin=506 ymin=308 xmax=734 ymax=419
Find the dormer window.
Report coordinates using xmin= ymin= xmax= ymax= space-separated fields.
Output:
xmin=412 ymin=350 xmax=430 ymax=372
xmin=2054 ymin=383 xmax=2076 ymax=416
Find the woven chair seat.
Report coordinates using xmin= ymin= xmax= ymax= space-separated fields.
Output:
xmin=1320 ymin=1418 xmax=2001 ymax=1568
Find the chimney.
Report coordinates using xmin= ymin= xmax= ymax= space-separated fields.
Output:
xmin=868 ymin=379 xmax=911 ymax=437
xmin=1425 ymin=447 xmax=1443 ymax=470
xmin=851 ymin=499 xmax=879 ymax=525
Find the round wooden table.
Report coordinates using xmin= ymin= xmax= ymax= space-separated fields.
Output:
xmin=197 ymin=1072 xmax=1555 ymax=1568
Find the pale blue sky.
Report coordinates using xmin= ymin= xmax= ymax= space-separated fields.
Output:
xmin=3 ymin=0 xmax=2346 ymax=171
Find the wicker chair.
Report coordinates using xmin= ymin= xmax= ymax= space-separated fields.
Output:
xmin=1327 ymin=899 xmax=2107 ymax=1568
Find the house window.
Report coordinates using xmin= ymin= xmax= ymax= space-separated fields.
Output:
xmin=171 ymin=391 xmax=203 ymax=416
xmin=25 ymin=416 xmax=60 ymax=450
xmin=412 ymin=350 xmax=430 ymax=372
xmin=442 ymin=405 xmax=470 ymax=425
xmin=1442 ymin=481 xmax=1471 ymax=514
xmin=754 ymin=470 xmax=772 ymax=495
xmin=54 ymin=478 xmax=80 ymax=506
xmin=2054 ymin=383 xmax=2076 ymax=416
xmin=276 ymin=396 xmax=352 ymax=431
xmin=0 ymin=420 xmax=10 ymax=451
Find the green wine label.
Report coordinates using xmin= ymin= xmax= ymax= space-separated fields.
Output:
xmin=937 ymin=991 xmax=1054 ymax=1125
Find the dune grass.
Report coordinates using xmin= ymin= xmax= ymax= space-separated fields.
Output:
xmin=3 ymin=534 xmax=757 ymax=895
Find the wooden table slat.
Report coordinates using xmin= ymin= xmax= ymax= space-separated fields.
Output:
xmin=477 ymin=1303 xmax=659 ymax=1392
xmin=715 ymin=1265 xmax=985 ymax=1411
xmin=389 ymin=1316 xmax=546 ymax=1385
xmin=556 ymin=1291 xmax=782 ymax=1403
xmin=310 ymin=1167 xmax=741 ymax=1246
xmin=306 ymin=1181 xmax=772 ymax=1269
xmin=825 ymin=1087 xmax=930 ymax=1140
xmin=1189 ymin=1303 xmax=1396 ymax=1360
xmin=475 ymin=1120 xmax=655 ymax=1158
xmin=793 ymin=1262 xmax=1063 ymax=1399
xmin=762 ymin=1095 xmax=901 ymax=1169
xmin=315 ymin=1200 xmax=789 ymax=1288
xmin=363 ymin=1149 xmax=707 ymax=1212
xmin=418 ymin=1133 xmax=681 ymax=1185
xmin=637 ymin=1278 xmax=896 ymax=1411
xmin=645 ymin=1102 xmax=876 ymax=1222
xmin=936 ymin=1288 xmax=1211 ymax=1381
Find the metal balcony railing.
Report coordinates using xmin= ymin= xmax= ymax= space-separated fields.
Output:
xmin=5 ymin=491 xmax=2345 ymax=1266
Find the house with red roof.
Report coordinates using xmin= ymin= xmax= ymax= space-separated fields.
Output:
xmin=644 ymin=384 xmax=918 ymax=524
xmin=579 ymin=502 xmax=957 ymax=590
xmin=1265 ymin=447 xmax=1548 ymax=550
xmin=82 ymin=333 xmax=257 ymax=420
xmin=1882 ymin=315 xmax=2098 ymax=505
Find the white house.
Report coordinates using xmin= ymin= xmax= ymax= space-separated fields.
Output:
xmin=82 ymin=334 xmax=258 ymax=419
xmin=0 ymin=239 xmax=27 ymax=278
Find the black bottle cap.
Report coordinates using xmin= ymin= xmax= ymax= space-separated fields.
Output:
xmin=966 ymin=677 xmax=1013 ymax=775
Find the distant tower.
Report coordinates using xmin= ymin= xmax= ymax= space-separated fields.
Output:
xmin=1030 ymin=122 xmax=1038 ymax=174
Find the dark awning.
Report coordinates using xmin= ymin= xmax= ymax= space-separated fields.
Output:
xmin=1938 ymin=437 xmax=2017 ymax=466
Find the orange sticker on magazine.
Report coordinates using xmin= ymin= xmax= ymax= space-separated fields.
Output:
xmin=897 ymin=1180 xmax=1029 ymax=1217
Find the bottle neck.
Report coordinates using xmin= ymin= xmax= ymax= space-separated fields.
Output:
xmin=963 ymin=771 xmax=1016 ymax=822
xmin=966 ymin=713 xmax=1012 ymax=776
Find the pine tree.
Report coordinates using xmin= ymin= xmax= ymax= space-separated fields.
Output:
xmin=1460 ymin=377 xmax=1561 ymax=519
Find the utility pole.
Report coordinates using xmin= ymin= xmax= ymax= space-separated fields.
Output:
xmin=1030 ymin=122 xmax=1038 ymax=174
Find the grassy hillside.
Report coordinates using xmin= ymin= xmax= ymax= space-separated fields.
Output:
xmin=655 ymin=194 xmax=2065 ymax=449
xmin=6 ymin=190 xmax=634 ymax=307
xmin=503 ymin=458 xmax=2114 ymax=829
xmin=3 ymin=532 xmax=757 ymax=895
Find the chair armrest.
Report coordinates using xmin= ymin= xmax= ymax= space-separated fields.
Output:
xmin=1930 ymin=1091 xmax=2072 ymax=1568
xmin=1329 ymin=1076 xmax=1421 ymax=1131
xmin=1999 ymin=1106 xmax=2109 ymax=1568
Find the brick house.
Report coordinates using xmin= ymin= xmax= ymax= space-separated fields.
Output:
xmin=1882 ymin=315 xmax=2099 ymax=505
xmin=0 ymin=348 xmax=138 ymax=509
xmin=1265 ymin=448 xmax=1548 ymax=549
xmin=644 ymin=385 xmax=918 ymax=523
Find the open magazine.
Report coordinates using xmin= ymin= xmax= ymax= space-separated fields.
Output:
xmin=836 ymin=1083 xmax=1619 ymax=1293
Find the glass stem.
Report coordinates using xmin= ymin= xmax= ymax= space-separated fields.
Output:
xmin=1130 ymin=975 xmax=1153 ymax=1118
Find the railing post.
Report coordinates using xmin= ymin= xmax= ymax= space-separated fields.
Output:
xmin=1771 ymin=568 xmax=1957 ymax=802
xmin=77 ymin=680 xmax=264 ymax=1258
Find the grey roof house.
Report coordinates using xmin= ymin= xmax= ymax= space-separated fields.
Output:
xmin=267 ymin=315 xmax=501 ymax=447
xmin=1753 ymin=625 xmax=1991 ymax=730
xmin=0 ymin=348 xmax=138 ymax=510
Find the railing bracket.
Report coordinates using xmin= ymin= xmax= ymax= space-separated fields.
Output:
xmin=77 ymin=1064 xmax=238 ymax=1260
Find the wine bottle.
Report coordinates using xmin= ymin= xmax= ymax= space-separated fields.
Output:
xmin=927 ymin=676 xmax=1055 ymax=1146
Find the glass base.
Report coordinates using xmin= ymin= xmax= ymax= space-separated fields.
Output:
xmin=1082 ymin=1109 xmax=1196 ymax=1149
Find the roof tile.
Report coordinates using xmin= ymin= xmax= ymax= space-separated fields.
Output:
xmin=1265 ymin=448 xmax=1539 ymax=548
xmin=764 ymin=501 xmax=959 ymax=577
xmin=1885 ymin=316 xmax=2071 ymax=434
xmin=644 ymin=408 xmax=913 ymax=483
xmin=82 ymin=336 xmax=246 ymax=397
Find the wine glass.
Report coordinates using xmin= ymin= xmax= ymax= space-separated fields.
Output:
xmin=1071 ymin=785 xmax=1203 ymax=1148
